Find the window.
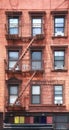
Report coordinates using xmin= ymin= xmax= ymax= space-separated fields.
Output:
xmin=31 ymin=85 xmax=40 ymax=104
xmin=5 ymin=11 xmax=22 ymax=38
xmin=54 ymin=50 xmax=65 ymax=70
xmin=8 ymin=50 xmax=19 ymax=70
xmin=55 ymin=116 xmax=67 ymax=130
xmin=34 ymin=116 xmax=46 ymax=123
xmin=8 ymin=17 xmax=19 ymax=35
xmin=31 ymin=50 xmax=42 ymax=70
xmin=54 ymin=16 xmax=65 ymax=36
xmin=54 ymin=85 xmax=63 ymax=104
xmin=9 ymin=84 xmax=18 ymax=104
xmin=14 ymin=116 xmax=25 ymax=124
xmin=32 ymin=17 xmax=42 ymax=36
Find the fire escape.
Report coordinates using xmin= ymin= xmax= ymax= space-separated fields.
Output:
xmin=3 ymin=9 xmax=54 ymax=130
xmin=4 ymin=11 xmax=45 ymax=114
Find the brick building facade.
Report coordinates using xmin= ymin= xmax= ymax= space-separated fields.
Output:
xmin=0 ymin=0 xmax=69 ymax=129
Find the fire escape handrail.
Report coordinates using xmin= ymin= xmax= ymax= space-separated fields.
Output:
xmin=13 ymin=70 xmax=36 ymax=106
xmin=12 ymin=36 xmax=36 ymax=71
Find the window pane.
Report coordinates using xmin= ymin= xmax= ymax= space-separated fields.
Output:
xmin=55 ymin=116 xmax=67 ymax=122
xmin=32 ymin=86 xmax=40 ymax=94
xmin=20 ymin=117 xmax=25 ymax=123
xmin=32 ymin=61 xmax=42 ymax=70
xmin=9 ymin=61 xmax=19 ymax=70
xmin=32 ymin=95 xmax=40 ymax=104
xmin=10 ymin=96 xmax=18 ymax=104
xmin=55 ymin=51 xmax=64 ymax=56
xmin=55 ymin=86 xmax=62 ymax=91
xmin=10 ymin=86 xmax=18 ymax=95
xmin=55 ymin=61 xmax=64 ymax=69
xmin=33 ymin=28 xmax=41 ymax=36
xmin=9 ymin=18 xmax=18 ymax=27
xmin=9 ymin=28 xmax=19 ymax=35
xmin=54 ymin=17 xmax=64 ymax=36
xmin=32 ymin=52 xmax=42 ymax=60
xmin=55 ymin=18 xmax=64 ymax=24
xmin=32 ymin=19 xmax=41 ymax=27
xmin=9 ymin=51 xmax=19 ymax=60
xmin=14 ymin=116 xmax=19 ymax=124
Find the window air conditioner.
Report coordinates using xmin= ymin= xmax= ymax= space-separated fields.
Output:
xmin=55 ymin=65 xmax=64 ymax=70
xmin=55 ymin=31 xmax=64 ymax=36
xmin=55 ymin=100 xmax=63 ymax=105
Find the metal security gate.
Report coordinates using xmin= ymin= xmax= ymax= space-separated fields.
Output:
xmin=3 ymin=124 xmax=54 ymax=130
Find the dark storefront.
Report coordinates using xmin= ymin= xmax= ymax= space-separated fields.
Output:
xmin=2 ymin=112 xmax=69 ymax=130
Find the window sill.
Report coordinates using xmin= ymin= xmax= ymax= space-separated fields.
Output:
xmin=6 ymin=105 xmax=25 ymax=111
xmin=5 ymin=34 xmax=22 ymax=40
xmin=52 ymin=36 xmax=67 ymax=39
xmin=51 ymin=69 xmax=67 ymax=72
xmin=5 ymin=69 xmax=22 ymax=74
xmin=29 ymin=104 xmax=66 ymax=107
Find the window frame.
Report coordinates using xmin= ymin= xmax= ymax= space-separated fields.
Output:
xmin=31 ymin=85 xmax=41 ymax=104
xmin=51 ymin=11 xmax=68 ymax=38
xmin=8 ymin=16 xmax=19 ymax=35
xmin=5 ymin=11 xmax=22 ymax=37
xmin=6 ymin=77 xmax=22 ymax=105
xmin=31 ymin=17 xmax=42 ymax=36
xmin=54 ymin=85 xmax=63 ymax=105
xmin=6 ymin=46 xmax=22 ymax=71
xmin=8 ymin=84 xmax=19 ymax=105
xmin=31 ymin=49 xmax=43 ymax=70
xmin=51 ymin=46 xmax=68 ymax=71
xmin=54 ymin=50 xmax=65 ymax=70
xmin=54 ymin=16 xmax=65 ymax=36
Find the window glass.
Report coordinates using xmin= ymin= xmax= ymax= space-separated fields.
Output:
xmin=8 ymin=50 xmax=19 ymax=70
xmin=32 ymin=86 xmax=40 ymax=94
xmin=9 ymin=95 xmax=18 ymax=104
xmin=9 ymin=51 xmax=19 ymax=60
xmin=54 ymin=17 xmax=65 ymax=36
xmin=32 ymin=51 xmax=42 ymax=60
xmin=32 ymin=19 xmax=41 ymax=27
xmin=54 ymin=50 xmax=65 ymax=69
xmin=32 ymin=85 xmax=40 ymax=104
xmin=9 ymin=84 xmax=18 ymax=104
xmin=31 ymin=51 xmax=42 ymax=70
xmin=32 ymin=18 xmax=42 ymax=36
xmin=10 ymin=86 xmax=18 ymax=95
xmin=54 ymin=85 xmax=63 ymax=104
xmin=9 ymin=17 xmax=19 ymax=34
xmin=32 ymin=95 xmax=40 ymax=104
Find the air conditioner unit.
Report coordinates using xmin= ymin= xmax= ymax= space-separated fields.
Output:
xmin=55 ymin=31 xmax=64 ymax=36
xmin=55 ymin=100 xmax=63 ymax=105
xmin=55 ymin=65 xmax=64 ymax=70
